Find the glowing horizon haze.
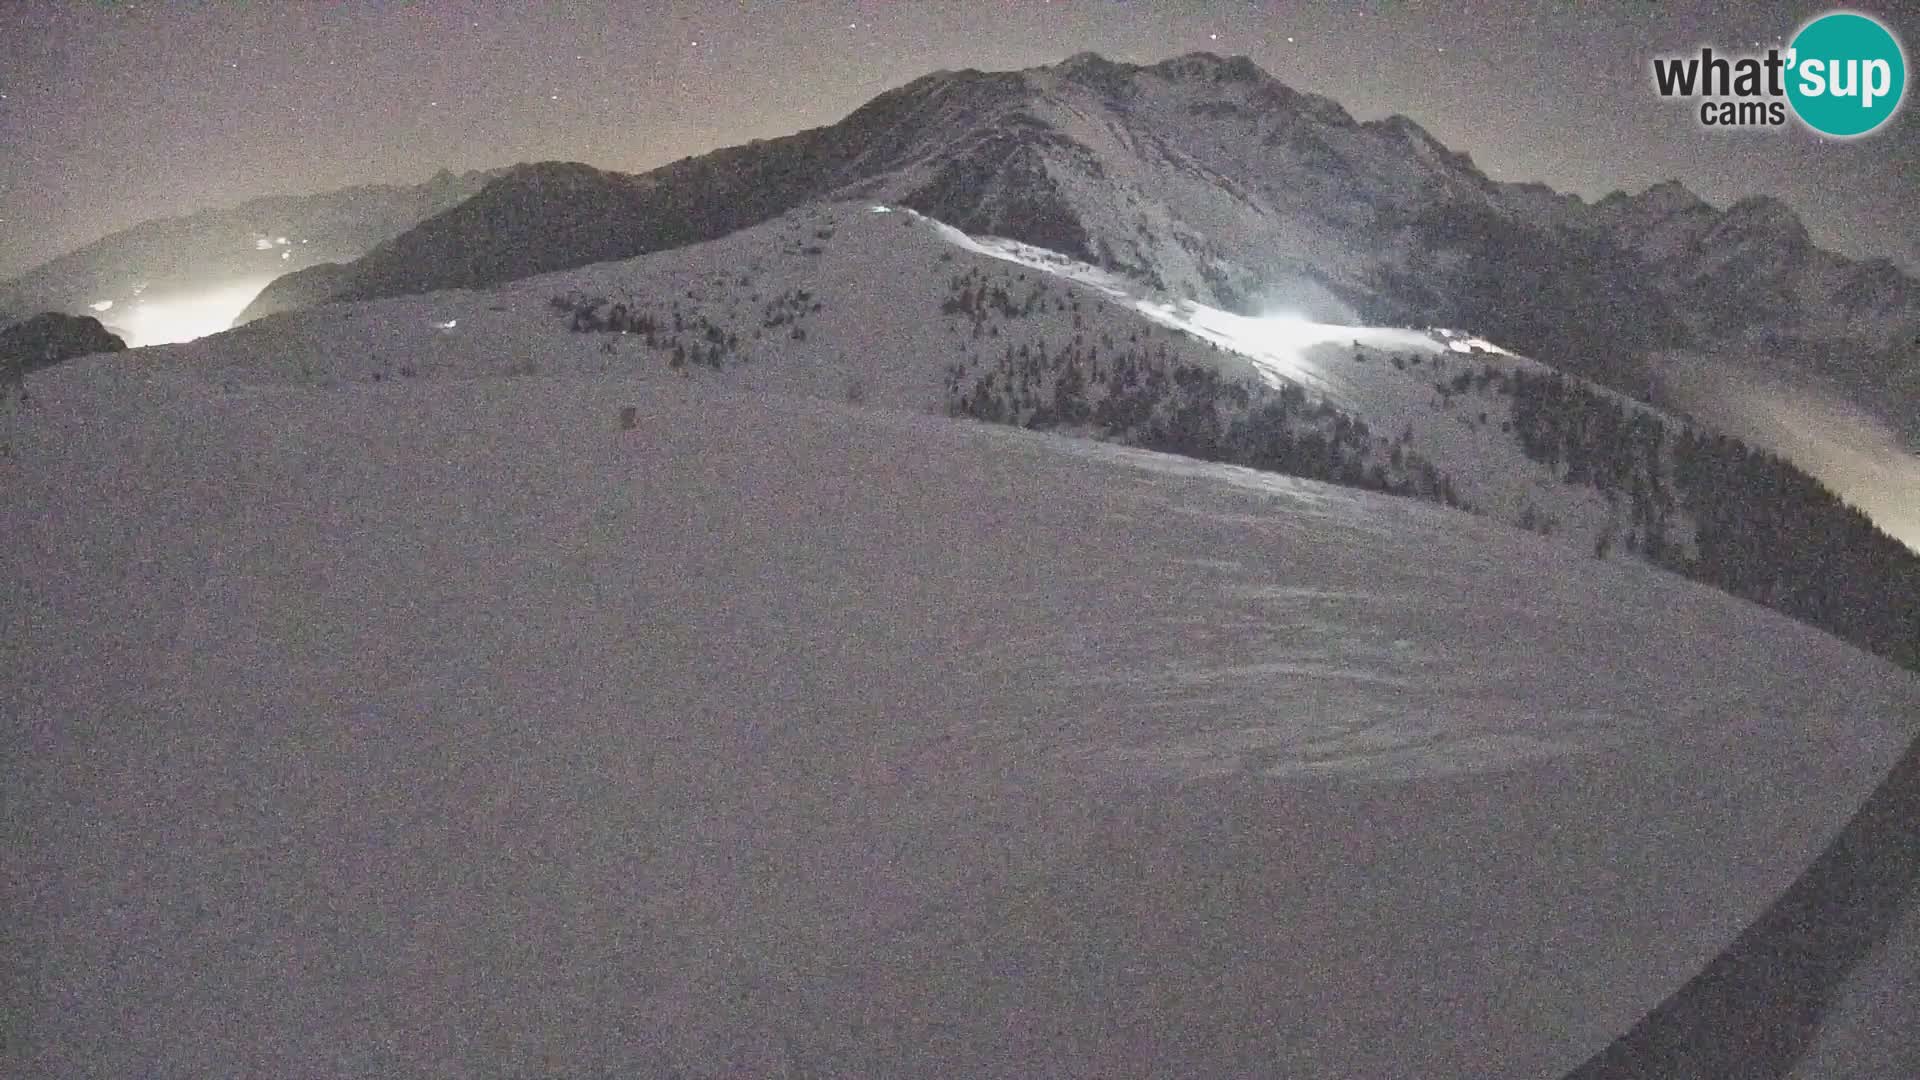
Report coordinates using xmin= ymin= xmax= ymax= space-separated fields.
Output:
xmin=109 ymin=277 xmax=275 ymax=348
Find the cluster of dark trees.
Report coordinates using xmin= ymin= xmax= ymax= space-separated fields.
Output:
xmin=941 ymin=276 xmax=1046 ymax=322
xmin=548 ymin=291 xmax=785 ymax=372
xmin=1671 ymin=427 xmax=1920 ymax=670
xmin=1494 ymin=364 xmax=1920 ymax=670
xmin=939 ymin=265 xmax=1101 ymax=340
xmin=760 ymin=287 xmax=822 ymax=339
xmin=1501 ymin=367 xmax=1680 ymax=562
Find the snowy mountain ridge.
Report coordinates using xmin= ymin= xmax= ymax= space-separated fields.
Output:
xmin=227 ymin=51 xmax=1917 ymax=429
xmin=174 ymin=201 xmax=1654 ymax=554
xmin=147 ymin=197 xmax=1920 ymax=671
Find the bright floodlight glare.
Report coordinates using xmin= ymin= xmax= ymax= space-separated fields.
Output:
xmin=1249 ymin=310 xmax=1325 ymax=352
xmin=118 ymin=278 xmax=275 ymax=347
xmin=1149 ymin=304 xmax=1343 ymax=390
xmin=89 ymin=300 xmax=114 ymax=312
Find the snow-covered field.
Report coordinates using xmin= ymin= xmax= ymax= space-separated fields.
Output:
xmin=1791 ymin=886 xmax=1920 ymax=1077
xmin=6 ymin=351 xmax=1918 ymax=1076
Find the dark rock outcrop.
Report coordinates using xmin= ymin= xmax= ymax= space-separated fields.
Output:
xmin=1 ymin=312 xmax=128 ymax=374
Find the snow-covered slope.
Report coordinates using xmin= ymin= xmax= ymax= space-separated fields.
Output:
xmin=6 ymin=347 xmax=1918 ymax=1077
xmin=165 ymin=202 xmax=1702 ymax=569
xmin=1791 ymin=886 xmax=1920 ymax=1077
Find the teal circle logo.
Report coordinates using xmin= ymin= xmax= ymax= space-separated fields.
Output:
xmin=1786 ymin=11 xmax=1906 ymax=137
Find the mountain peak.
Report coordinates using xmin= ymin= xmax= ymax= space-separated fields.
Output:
xmin=1139 ymin=51 xmax=1360 ymax=127
xmin=1148 ymin=51 xmax=1267 ymax=83
xmin=491 ymin=161 xmax=636 ymax=195
xmin=1048 ymin=50 xmax=1269 ymax=87
xmin=1373 ymin=113 xmax=1442 ymax=147
xmin=1717 ymin=194 xmax=1811 ymax=251
xmin=1592 ymin=180 xmax=1711 ymax=226
xmin=1362 ymin=114 xmax=1483 ymax=179
xmin=1059 ymin=50 xmax=1119 ymax=71
xmin=1640 ymin=179 xmax=1708 ymax=212
xmin=1046 ymin=51 xmax=1309 ymax=111
xmin=1049 ymin=51 xmax=1140 ymax=97
xmin=424 ymin=166 xmax=495 ymax=191
xmin=1725 ymin=193 xmax=1801 ymax=224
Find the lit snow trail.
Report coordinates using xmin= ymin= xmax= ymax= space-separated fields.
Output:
xmin=888 ymin=204 xmax=1513 ymax=408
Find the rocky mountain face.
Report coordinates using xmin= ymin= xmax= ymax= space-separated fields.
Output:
xmin=231 ymin=52 xmax=1917 ymax=424
xmin=0 ymin=168 xmax=502 ymax=331
xmin=235 ymin=71 xmax=1043 ymax=323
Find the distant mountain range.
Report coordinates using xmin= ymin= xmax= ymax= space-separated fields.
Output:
xmin=0 ymin=168 xmax=501 ymax=338
xmin=222 ymin=51 xmax=1915 ymax=430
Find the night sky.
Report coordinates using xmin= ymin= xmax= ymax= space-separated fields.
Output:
xmin=2 ymin=0 xmax=1915 ymax=280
